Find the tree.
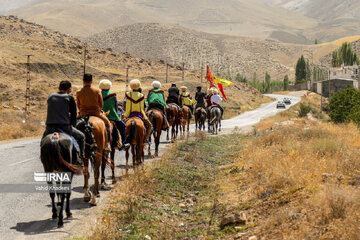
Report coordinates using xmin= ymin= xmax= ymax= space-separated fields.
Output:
xmin=315 ymin=39 xmax=318 ymax=44
xmin=236 ymin=73 xmax=247 ymax=83
xmin=306 ymin=60 xmax=311 ymax=81
xmin=265 ymin=72 xmax=271 ymax=93
xmin=252 ymin=72 xmax=257 ymax=83
xmin=329 ymin=87 xmax=360 ymax=123
xmin=295 ymin=55 xmax=307 ymax=83
xmin=331 ymin=42 xmax=359 ymax=67
xmin=283 ymin=75 xmax=289 ymax=91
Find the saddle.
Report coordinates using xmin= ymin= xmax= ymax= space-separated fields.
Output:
xmin=168 ymin=103 xmax=181 ymax=112
xmin=48 ymin=128 xmax=80 ymax=153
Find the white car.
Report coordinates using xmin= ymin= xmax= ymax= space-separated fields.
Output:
xmin=276 ymin=101 xmax=286 ymax=109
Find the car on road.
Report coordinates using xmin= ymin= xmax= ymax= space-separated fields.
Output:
xmin=283 ymin=97 xmax=291 ymax=105
xmin=276 ymin=101 xmax=286 ymax=109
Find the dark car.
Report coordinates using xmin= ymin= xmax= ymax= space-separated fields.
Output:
xmin=283 ymin=97 xmax=291 ymax=105
xmin=276 ymin=101 xmax=286 ymax=109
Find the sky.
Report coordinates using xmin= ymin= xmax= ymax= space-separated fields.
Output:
xmin=0 ymin=0 xmax=32 ymax=14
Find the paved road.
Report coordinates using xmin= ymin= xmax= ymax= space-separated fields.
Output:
xmin=0 ymin=94 xmax=300 ymax=240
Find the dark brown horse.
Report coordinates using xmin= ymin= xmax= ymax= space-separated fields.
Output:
xmin=125 ymin=117 xmax=146 ymax=170
xmin=180 ymin=105 xmax=192 ymax=134
xmin=194 ymin=107 xmax=207 ymax=131
xmin=147 ymin=109 xmax=164 ymax=157
xmin=40 ymin=132 xmax=82 ymax=227
xmin=166 ymin=103 xmax=180 ymax=142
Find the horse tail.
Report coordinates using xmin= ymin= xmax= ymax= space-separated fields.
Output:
xmin=126 ymin=120 xmax=137 ymax=144
xmin=48 ymin=134 xmax=82 ymax=174
xmin=210 ymin=109 xmax=219 ymax=124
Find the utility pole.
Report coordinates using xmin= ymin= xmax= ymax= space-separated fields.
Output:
xmin=166 ymin=63 xmax=169 ymax=83
xmin=24 ymin=54 xmax=33 ymax=119
xmin=182 ymin=62 xmax=185 ymax=81
xmin=125 ymin=66 xmax=129 ymax=91
xmin=83 ymin=45 xmax=87 ymax=75
xmin=328 ymin=69 xmax=331 ymax=99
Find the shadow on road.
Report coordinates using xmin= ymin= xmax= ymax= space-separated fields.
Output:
xmin=10 ymin=218 xmax=70 ymax=235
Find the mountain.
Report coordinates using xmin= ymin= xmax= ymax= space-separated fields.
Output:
xmin=259 ymin=0 xmax=360 ymax=43
xmin=86 ymin=22 xmax=310 ymax=81
xmin=0 ymin=0 xmax=32 ymax=14
xmin=0 ymin=16 xmax=266 ymax=139
xmin=10 ymin=0 xmax=317 ymax=41
xmin=259 ymin=0 xmax=360 ymax=21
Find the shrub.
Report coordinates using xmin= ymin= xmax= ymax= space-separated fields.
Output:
xmin=298 ymin=103 xmax=312 ymax=117
xmin=329 ymin=87 xmax=360 ymax=123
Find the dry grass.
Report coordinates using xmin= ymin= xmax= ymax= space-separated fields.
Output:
xmin=0 ymin=109 xmax=44 ymax=140
xmin=90 ymin=94 xmax=360 ymax=239
xmin=217 ymin=113 xmax=360 ymax=239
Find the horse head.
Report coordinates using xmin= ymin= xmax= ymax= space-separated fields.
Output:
xmin=76 ymin=116 xmax=97 ymax=153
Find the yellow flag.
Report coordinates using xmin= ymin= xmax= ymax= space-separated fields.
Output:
xmin=213 ymin=76 xmax=233 ymax=87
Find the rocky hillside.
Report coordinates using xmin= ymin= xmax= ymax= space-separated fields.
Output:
xmin=9 ymin=0 xmax=316 ymax=41
xmin=0 ymin=16 xmax=267 ymax=140
xmin=260 ymin=0 xmax=360 ymax=43
xmin=86 ymin=23 xmax=310 ymax=82
xmin=319 ymin=38 xmax=360 ymax=68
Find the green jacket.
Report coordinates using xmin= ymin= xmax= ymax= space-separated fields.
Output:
xmin=101 ymin=90 xmax=121 ymax=121
xmin=147 ymin=88 xmax=168 ymax=107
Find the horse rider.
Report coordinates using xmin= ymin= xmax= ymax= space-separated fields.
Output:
xmin=206 ymin=87 xmax=214 ymax=118
xmin=147 ymin=80 xmax=169 ymax=130
xmin=195 ymin=86 xmax=207 ymax=110
xmin=99 ymin=79 xmax=130 ymax=151
xmin=42 ymin=80 xmax=85 ymax=163
xmin=124 ymin=79 xmax=152 ymax=142
xmin=76 ymin=73 xmax=112 ymax=150
xmin=180 ymin=86 xmax=194 ymax=113
xmin=166 ymin=83 xmax=180 ymax=107
xmin=210 ymin=88 xmax=224 ymax=119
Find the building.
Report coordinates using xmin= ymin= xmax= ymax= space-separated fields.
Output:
xmin=314 ymin=78 xmax=359 ymax=98
xmin=330 ymin=65 xmax=360 ymax=80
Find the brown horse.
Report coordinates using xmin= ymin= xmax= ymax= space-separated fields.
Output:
xmin=180 ymin=105 xmax=192 ymax=134
xmin=194 ymin=107 xmax=207 ymax=131
xmin=101 ymin=121 xmax=121 ymax=187
xmin=166 ymin=103 xmax=180 ymax=142
xmin=77 ymin=116 xmax=110 ymax=206
xmin=125 ymin=117 xmax=145 ymax=170
xmin=147 ymin=109 xmax=164 ymax=157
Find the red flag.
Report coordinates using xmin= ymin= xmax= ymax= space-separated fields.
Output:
xmin=218 ymin=83 xmax=227 ymax=100
xmin=206 ymin=66 xmax=215 ymax=87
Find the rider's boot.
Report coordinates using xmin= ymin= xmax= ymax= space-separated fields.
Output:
xmin=105 ymin=127 xmax=112 ymax=152
xmin=144 ymin=118 xmax=153 ymax=143
xmin=162 ymin=113 xmax=169 ymax=130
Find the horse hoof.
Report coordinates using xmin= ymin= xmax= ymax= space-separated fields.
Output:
xmin=90 ymin=199 xmax=97 ymax=206
xmin=100 ymin=183 xmax=110 ymax=190
xmin=84 ymin=196 xmax=91 ymax=202
xmin=66 ymin=212 xmax=73 ymax=218
xmin=58 ymin=222 xmax=64 ymax=228
xmin=96 ymin=193 xmax=101 ymax=198
xmin=112 ymin=179 xmax=117 ymax=184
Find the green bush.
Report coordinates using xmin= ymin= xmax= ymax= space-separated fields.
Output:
xmin=299 ymin=103 xmax=312 ymax=117
xmin=350 ymin=105 xmax=360 ymax=127
xmin=329 ymin=87 xmax=360 ymax=123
